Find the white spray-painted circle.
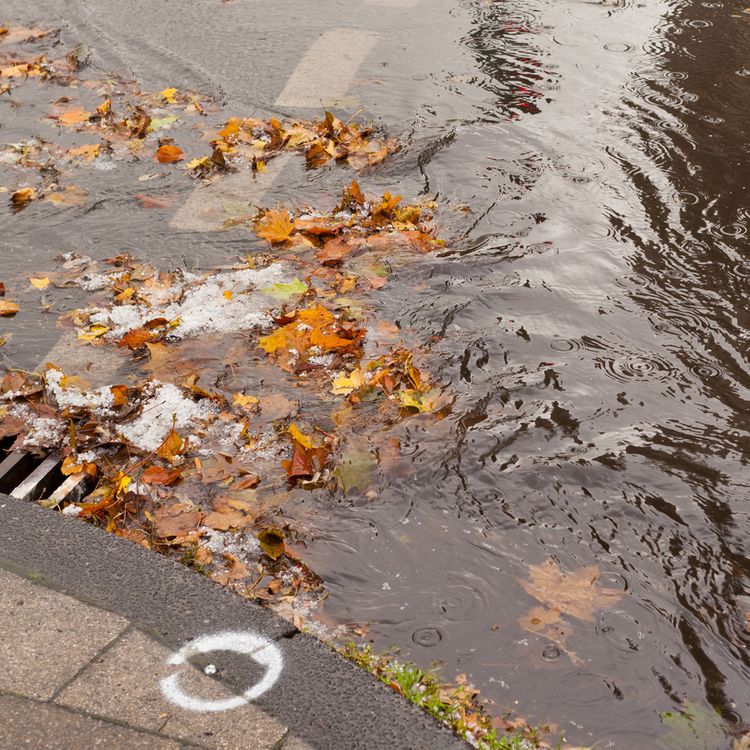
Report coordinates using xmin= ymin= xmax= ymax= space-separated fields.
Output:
xmin=160 ymin=630 xmax=283 ymax=712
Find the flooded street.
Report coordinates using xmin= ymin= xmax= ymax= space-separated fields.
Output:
xmin=2 ymin=0 xmax=749 ymax=746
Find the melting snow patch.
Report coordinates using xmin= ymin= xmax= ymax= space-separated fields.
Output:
xmin=45 ymin=368 xmax=115 ymax=412
xmin=89 ymin=264 xmax=291 ymax=339
xmin=118 ymin=381 xmax=217 ymax=452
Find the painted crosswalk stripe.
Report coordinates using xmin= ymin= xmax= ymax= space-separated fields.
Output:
xmin=274 ymin=29 xmax=379 ymax=108
xmin=169 ymin=152 xmax=292 ymax=233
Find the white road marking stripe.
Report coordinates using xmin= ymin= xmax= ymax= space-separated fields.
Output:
xmin=169 ymin=153 xmax=291 ymax=233
xmin=367 ymin=0 xmax=421 ymax=6
xmin=37 ymin=330 xmax=125 ymax=382
xmin=274 ymin=29 xmax=379 ymax=108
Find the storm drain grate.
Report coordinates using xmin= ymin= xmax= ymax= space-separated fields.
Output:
xmin=0 ymin=437 xmax=94 ymax=505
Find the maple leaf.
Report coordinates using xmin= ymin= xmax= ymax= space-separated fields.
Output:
xmin=255 ymin=209 xmax=294 ymax=244
xmin=155 ymin=144 xmax=184 ymax=163
xmin=519 ymin=559 xmax=623 ymax=622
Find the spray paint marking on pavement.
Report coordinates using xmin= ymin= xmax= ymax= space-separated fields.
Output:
xmin=274 ymin=29 xmax=379 ymax=108
xmin=160 ymin=631 xmax=284 ymax=712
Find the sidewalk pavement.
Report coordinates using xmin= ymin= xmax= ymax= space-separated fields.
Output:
xmin=0 ymin=494 xmax=468 ymax=750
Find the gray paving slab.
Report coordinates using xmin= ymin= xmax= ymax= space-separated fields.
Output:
xmin=0 ymin=569 xmax=127 ymax=700
xmin=56 ymin=629 xmax=288 ymax=750
xmin=0 ymin=694 xmax=179 ymax=750
xmin=0 ymin=495 xmax=469 ymax=750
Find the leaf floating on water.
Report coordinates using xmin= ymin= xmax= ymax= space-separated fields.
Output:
xmin=29 ymin=276 xmax=50 ymax=289
xmin=261 ymin=278 xmax=308 ymax=301
xmin=10 ymin=187 xmax=36 ymax=210
xmin=155 ymin=144 xmax=184 ymax=163
xmin=257 ymin=528 xmax=285 ymax=560
xmin=255 ymin=208 xmax=294 ymax=244
xmin=141 ymin=465 xmax=182 ymax=486
xmin=0 ymin=300 xmax=20 ymax=317
xmin=335 ymin=448 xmax=375 ymax=494
xmin=519 ymin=559 xmax=622 ymax=622
xmin=657 ymin=702 xmax=725 ymax=750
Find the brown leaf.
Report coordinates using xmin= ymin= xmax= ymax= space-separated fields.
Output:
xmin=316 ymin=236 xmax=362 ymax=266
xmin=134 ymin=194 xmax=174 ymax=209
xmin=141 ymin=465 xmax=182 ymax=486
xmin=258 ymin=393 xmax=298 ymax=422
xmin=519 ymin=559 xmax=622 ymax=622
xmin=255 ymin=208 xmax=294 ymax=244
xmin=282 ymin=441 xmax=313 ymax=479
xmin=204 ymin=508 xmax=251 ymax=531
xmin=155 ymin=144 xmax=184 ymax=164
xmin=154 ymin=502 xmax=202 ymax=537
xmin=257 ymin=528 xmax=285 ymax=560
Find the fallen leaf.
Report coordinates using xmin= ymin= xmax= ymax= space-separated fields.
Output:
xmin=233 ymin=393 xmax=259 ymax=411
xmin=10 ymin=187 xmax=36 ymax=210
xmin=257 ymin=528 xmax=285 ymax=560
xmin=255 ymin=208 xmax=294 ymax=244
xmin=288 ymin=423 xmax=315 ymax=450
xmin=282 ymin=441 xmax=313 ymax=479
xmin=134 ymin=193 xmax=174 ymax=209
xmin=0 ymin=300 xmax=20 ymax=317
xmin=258 ymin=393 xmax=298 ymax=422
xmin=520 ymin=559 xmax=623 ymax=622
xmin=160 ymin=87 xmax=178 ymax=103
xmin=66 ymin=144 xmax=100 ymax=161
xmin=332 ymin=368 xmax=365 ymax=395
xmin=204 ymin=507 xmax=252 ymax=531
xmin=118 ymin=328 xmax=154 ymax=350
xmin=154 ymin=502 xmax=202 ymax=537
xmin=335 ymin=448 xmax=375 ymax=494
xmin=156 ymin=144 xmax=184 ymax=163
xmin=261 ymin=278 xmax=308 ymax=301
xmin=157 ymin=428 xmax=186 ymax=461
xmin=29 ymin=276 xmax=50 ymax=289
xmin=44 ymin=185 xmax=87 ymax=207
xmin=141 ymin=465 xmax=182 ymax=485
xmin=56 ymin=109 xmax=91 ymax=127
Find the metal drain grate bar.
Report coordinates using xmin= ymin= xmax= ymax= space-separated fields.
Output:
xmin=9 ymin=453 xmax=62 ymax=501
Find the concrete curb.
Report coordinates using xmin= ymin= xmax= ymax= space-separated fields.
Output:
xmin=0 ymin=494 xmax=468 ymax=750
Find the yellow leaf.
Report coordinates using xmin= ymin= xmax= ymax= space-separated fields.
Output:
xmin=157 ymin=428 xmax=185 ymax=462
xmin=10 ymin=187 xmax=36 ymax=208
xmin=288 ymin=423 xmax=315 ymax=450
xmin=115 ymin=473 xmax=132 ymax=494
xmin=332 ymin=368 xmax=365 ymax=395
xmin=219 ymin=117 xmax=241 ymax=139
xmin=186 ymin=157 xmax=209 ymax=170
xmin=398 ymin=388 xmax=437 ymax=413
xmin=255 ymin=208 xmax=294 ymax=244
xmin=233 ymin=393 xmax=259 ymax=410
xmin=0 ymin=300 xmax=19 ymax=317
xmin=223 ymin=289 xmax=233 ymax=300
xmin=77 ymin=323 xmax=110 ymax=342
xmin=160 ymin=87 xmax=178 ymax=103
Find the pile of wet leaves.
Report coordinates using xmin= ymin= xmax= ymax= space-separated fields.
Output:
xmin=0 ymin=23 xmax=397 ymax=213
xmin=0 ymin=174 xmax=444 ymax=625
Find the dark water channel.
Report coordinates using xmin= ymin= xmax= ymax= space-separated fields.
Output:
xmin=2 ymin=0 xmax=749 ymax=746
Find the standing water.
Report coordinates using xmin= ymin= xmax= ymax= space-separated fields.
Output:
xmin=1 ymin=0 xmax=748 ymax=746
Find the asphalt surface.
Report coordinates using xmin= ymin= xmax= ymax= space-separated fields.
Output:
xmin=0 ymin=493 xmax=468 ymax=750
